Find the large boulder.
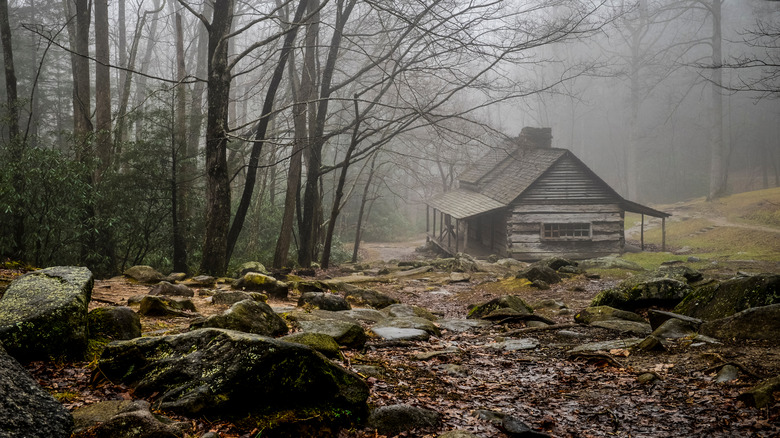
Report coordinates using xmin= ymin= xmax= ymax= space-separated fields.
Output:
xmin=88 ymin=307 xmax=141 ymax=341
xmin=280 ymin=332 xmax=341 ymax=358
xmin=0 ymin=344 xmax=73 ymax=437
xmin=233 ymin=272 xmax=289 ymax=299
xmin=674 ymin=274 xmax=780 ymax=320
xmin=98 ymin=328 xmax=368 ymax=433
xmin=381 ymin=303 xmax=437 ymax=321
xmin=148 ymin=282 xmax=194 ymax=298
xmin=190 ymin=300 xmax=288 ymax=336
xmin=0 ymin=266 xmax=93 ymax=361
xmin=71 ymin=400 xmax=182 ymax=438
xmin=700 ymin=304 xmax=780 ymax=341
xmin=591 ymin=274 xmax=692 ymax=310
xmin=123 ymin=265 xmax=164 ymax=284
xmin=298 ymin=292 xmax=351 ymax=311
xmin=467 ymin=295 xmax=533 ymax=320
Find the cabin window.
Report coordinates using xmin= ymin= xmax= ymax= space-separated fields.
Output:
xmin=542 ymin=223 xmax=591 ymax=239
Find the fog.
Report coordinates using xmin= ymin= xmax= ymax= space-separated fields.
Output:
xmin=0 ymin=0 xmax=778 ymax=272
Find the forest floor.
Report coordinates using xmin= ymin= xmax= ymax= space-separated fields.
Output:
xmin=8 ymin=188 xmax=780 ymax=437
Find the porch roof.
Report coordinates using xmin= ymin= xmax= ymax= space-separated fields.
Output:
xmin=427 ymin=189 xmax=505 ymax=220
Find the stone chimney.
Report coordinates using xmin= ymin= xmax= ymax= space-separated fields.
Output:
xmin=518 ymin=127 xmax=552 ymax=149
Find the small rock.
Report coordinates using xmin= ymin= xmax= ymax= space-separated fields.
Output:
xmin=485 ymin=338 xmax=539 ymax=351
xmin=372 ymin=327 xmax=430 ymax=341
xmin=165 ymin=272 xmax=187 ymax=282
xmin=439 ymin=319 xmax=491 ymax=333
xmin=138 ymin=296 xmax=198 ymax=318
xmin=591 ymin=320 xmax=652 ymax=336
xmin=368 ymin=404 xmax=440 ymax=436
xmin=568 ymin=338 xmax=643 ymax=354
xmin=715 ymin=364 xmax=740 ymax=383
xmin=533 ymin=299 xmax=567 ymax=310
xmin=636 ymin=372 xmax=659 ymax=384
xmin=525 ymin=320 xmax=550 ymax=328
xmin=555 ymin=330 xmax=587 ymax=339
xmin=342 ymin=287 xmax=398 ymax=309
xmin=381 ymin=303 xmax=437 ymax=321
xmin=516 ymin=266 xmax=561 ymax=284
xmin=124 ymin=265 xmax=164 ymax=283
xmin=190 ymin=275 xmax=216 ymax=286
xmin=412 ymin=346 xmax=460 ymax=361
xmin=449 ymin=272 xmax=471 ymax=283
xmin=574 ymin=306 xmax=646 ymax=325
xmin=374 ymin=316 xmax=441 ymax=337
xmin=298 ymin=292 xmax=351 ymax=311
xmin=149 ymin=281 xmax=195 ymax=297
xmin=467 ymin=295 xmax=532 ymax=320
xmin=650 ymin=318 xmax=698 ymax=339
xmin=437 ymin=363 xmax=468 ymax=377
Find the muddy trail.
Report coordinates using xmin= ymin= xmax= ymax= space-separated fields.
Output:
xmin=13 ymin=246 xmax=780 ymax=438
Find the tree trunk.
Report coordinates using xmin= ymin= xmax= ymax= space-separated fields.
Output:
xmin=0 ymin=0 xmax=23 ymax=259
xmin=352 ymin=152 xmax=378 ymax=263
xmin=94 ymin=0 xmax=111 ymax=181
xmin=132 ymin=0 xmax=161 ymax=141
xmin=299 ymin=0 xmax=357 ymax=267
xmin=707 ymin=0 xmax=727 ymax=200
xmin=199 ymin=0 xmax=235 ymax=276
xmin=172 ymin=10 xmax=188 ymax=273
xmin=225 ymin=0 xmax=308 ymax=264
xmin=321 ymin=95 xmax=360 ymax=268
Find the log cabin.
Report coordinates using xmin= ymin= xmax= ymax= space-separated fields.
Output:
xmin=425 ymin=127 xmax=670 ymax=260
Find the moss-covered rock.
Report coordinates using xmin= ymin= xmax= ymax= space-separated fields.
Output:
xmin=148 ymin=281 xmax=194 ymax=298
xmin=71 ymin=400 xmax=182 ymax=438
xmin=367 ymin=404 xmax=440 ymax=437
xmin=0 ymin=266 xmax=93 ymax=361
xmin=380 ymin=303 xmax=437 ymax=321
xmin=234 ymin=261 xmax=270 ymax=278
xmin=373 ymin=316 xmax=441 ymax=337
xmin=232 ymin=272 xmax=288 ymax=299
xmin=138 ymin=296 xmax=198 ymax=318
xmin=88 ymin=306 xmax=141 ymax=341
xmin=0 ymin=344 xmax=74 ymax=436
xmin=700 ymin=303 xmax=780 ymax=341
xmin=98 ymin=328 xmax=368 ymax=433
xmin=343 ymin=287 xmax=398 ymax=309
xmin=298 ymin=292 xmax=351 ymax=311
xmin=591 ymin=274 xmax=692 ymax=310
xmin=281 ymin=332 xmax=341 ymax=358
xmin=579 ymin=256 xmax=643 ymax=271
xmin=123 ymin=265 xmax=164 ymax=284
xmin=211 ymin=290 xmax=267 ymax=306
xmin=674 ymin=274 xmax=780 ymax=320
xmin=574 ymin=306 xmax=646 ymax=325
xmin=190 ymin=300 xmax=288 ymax=337
xmin=516 ymin=266 xmax=561 ymax=284
xmin=467 ymin=295 xmax=533 ymax=320
xmin=297 ymin=320 xmax=367 ymax=349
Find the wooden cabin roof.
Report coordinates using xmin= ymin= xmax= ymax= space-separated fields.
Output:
xmin=428 ymin=136 xmax=670 ymax=219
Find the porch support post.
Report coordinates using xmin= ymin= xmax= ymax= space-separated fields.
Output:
xmin=426 ymin=206 xmax=430 ymax=238
xmin=463 ymin=219 xmax=468 ymax=252
xmin=455 ymin=219 xmax=459 ymax=253
xmin=662 ymin=217 xmax=666 ymax=252
xmin=640 ymin=214 xmax=645 ymax=251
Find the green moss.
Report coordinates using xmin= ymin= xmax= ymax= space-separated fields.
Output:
xmin=53 ymin=391 xmax=80 ymax=403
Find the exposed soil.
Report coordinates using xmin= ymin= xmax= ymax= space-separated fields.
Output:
xmin=5 ymin=242 xmax=780 ymax=437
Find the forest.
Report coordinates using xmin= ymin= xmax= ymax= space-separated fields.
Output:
xmin=0 ymin=0 xmax=777 ymax=276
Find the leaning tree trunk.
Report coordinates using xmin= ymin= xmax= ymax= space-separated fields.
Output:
xmin=352 ymin=152 xmax=379 ymax=263
xmin=225 ymin=0 xmax=308 ymax=264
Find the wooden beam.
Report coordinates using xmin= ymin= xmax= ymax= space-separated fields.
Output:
xmin=640 ymin=214 xmax=644 ymax=251
xmin=455 ymin=219 xmax=459 ymax=253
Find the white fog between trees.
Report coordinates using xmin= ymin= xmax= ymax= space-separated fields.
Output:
xmin=0 ymin=0 xmax=777 ymax=276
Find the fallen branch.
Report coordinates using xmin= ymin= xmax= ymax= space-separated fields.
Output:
xmin=568 ymin=352 xmax=625 ymax=368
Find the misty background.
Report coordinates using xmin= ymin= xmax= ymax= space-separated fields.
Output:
xmin=0 ymin=0 xmax=777 ymax=275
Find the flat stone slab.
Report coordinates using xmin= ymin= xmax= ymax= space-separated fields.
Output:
xmin=439 ymin=319 xmax=491 ymax=333
xmin=371 ymin=327 xmax=430 ymax=341
xmin=591 ymin=320 xmax=652 ymax=336
xmin=568 ymin=338 xmax=643 ymax=354
xmin=485 ymin=338 xmax=539 ymax=351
